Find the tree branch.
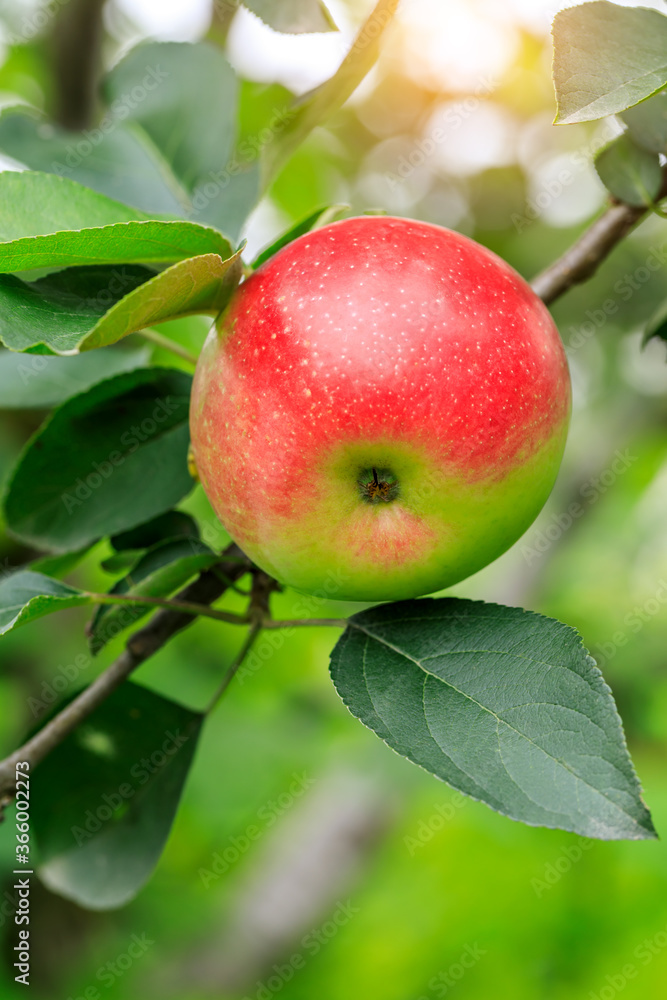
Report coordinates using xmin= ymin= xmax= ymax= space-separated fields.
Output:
xmin=52 ymin=0 xmax=107 ymax=130
xmin=531 ymin=169 xmax=667 ymax=305
xmin=0 ymin=544 xmax=249 ymax=809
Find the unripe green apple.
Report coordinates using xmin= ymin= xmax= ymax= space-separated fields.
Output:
xmin=190 ymin=216 xmax=570 ymax=602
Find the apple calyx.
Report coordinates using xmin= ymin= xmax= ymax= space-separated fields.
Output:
xmin=359 ymin=467 xmax=399 ymax=504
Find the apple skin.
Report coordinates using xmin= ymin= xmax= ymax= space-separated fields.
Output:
xmin=190 ymin=216 xmax=570 ymax=602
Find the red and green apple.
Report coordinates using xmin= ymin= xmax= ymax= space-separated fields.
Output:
xmin=190 ymin=216 xmax=570 ymax=602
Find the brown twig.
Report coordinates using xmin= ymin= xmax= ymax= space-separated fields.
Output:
xmin=531 ymin=167 xmax=667 ymax=305
xmin=0 ymin=545 xmax=249 ymax=808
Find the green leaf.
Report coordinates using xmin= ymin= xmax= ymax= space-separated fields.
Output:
xmin=553 ymin=1 xmax=667 ymax=124
xmin=0 ymin=219 xmax=233 ymax=274
xmin=251 ymin=204 xmax=348 ymax=268
xmin=262 ymin=0 xmax=399 ymax=189
xmin=243 ymin=0 xmax=337 ymax=33
xmin=89 ymin=537 xmax=219 ymax=654
xmin=0 ymin=171 xmax=148 ymax=243
xmin=31 ymin=547 xmax=95 ymax=579
xmin=643 ymin=297 xmax=667 ymax=349
xmin=621 ymin=90 xmax=667 ymax=154
xmin=101 ymin=510 xmax=200 ymax=574
xmin=594 ymin=133 xmax=662 ymax=207
xmin=190 ymin=162 xmax=261 ymax=243
xmin=0 ymin=249 xmax=242 ymax=355
xmin=32 ymin=681 xmax=203 ymax=910
xmin=0 ymin=266 xmax=153 ymax=354
xmin=104 ymin=43 xmax=237 ymax=196
xmin=0 ymin=108 xmax=189 ymax=217
xmin=111 ymin=511 xmax=200 ymax=551
xmin=103 ymin=43 xmax=262 ymax=239
xmin=0 ymin=570 xmax=90 ymax=637
xmin=330 ymin=598 xmax=656 ymax=841
xmin=0 ymin=345 xmax=150 ymax=407
xmin=3 ymin=368 xmax=194 ymax=552
xmin=101 ymin=42 xmax=260 ymax=238
xmin=78 ymin=249 xmax=243 ymax=352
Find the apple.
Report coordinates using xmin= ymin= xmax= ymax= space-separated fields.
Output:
xmin=190 ymin=216 xmax=570 ymax=602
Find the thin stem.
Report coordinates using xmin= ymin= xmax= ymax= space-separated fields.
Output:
xmin=86 ymin=591 xmax=250 ymax=627
xmin=137 ymin=328 xmax=198 ymax=365
xmin=206 ymin=624 xmax=262 ymax=713
xmin=263 ymin=618 xmax=347 ymax=629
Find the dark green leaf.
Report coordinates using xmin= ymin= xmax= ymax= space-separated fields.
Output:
xmin=595 ymin=133 xmax=662 ymax=207
xmin=262 ymin=0 xmax=399 ymax=189
xmin=330 ymin=598 xmax=656 ymax=841
xmin=99 ymin=550 xmax=145 ymax=575
xmin=643 ymin=298 xmax=667 ymax=349
xmin=111 ymin=511 xmax=200 ymax=551
xmin=0 ymin=570 xmax=90 ymax=636
xmin=89 ymin=537 xmax=218 ymax=653
xmin=553 ymin=2 xmax=667 ymax=124
xmin=251 ymin=205 xmax=348 ymax=268
xmin=243 ymin=0 xmax=337 ymax=33
xmin=0 ymin=345 xmax=150 ymax=407
xmin=621 ymin=90 xmax=667 ymax=154
xmin=0 ymin=108 xmax=188 ymax=216
xmin=3 ymin=368 xmax=194 ymax=552
xmin=101 ymin=510 xmax=201 ymax=573
xmin=32 ymin=682 xmax=203 ymax=909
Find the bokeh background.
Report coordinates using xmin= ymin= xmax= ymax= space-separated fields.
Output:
xmin=0 ymin=1 xmax=667 ymax=997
